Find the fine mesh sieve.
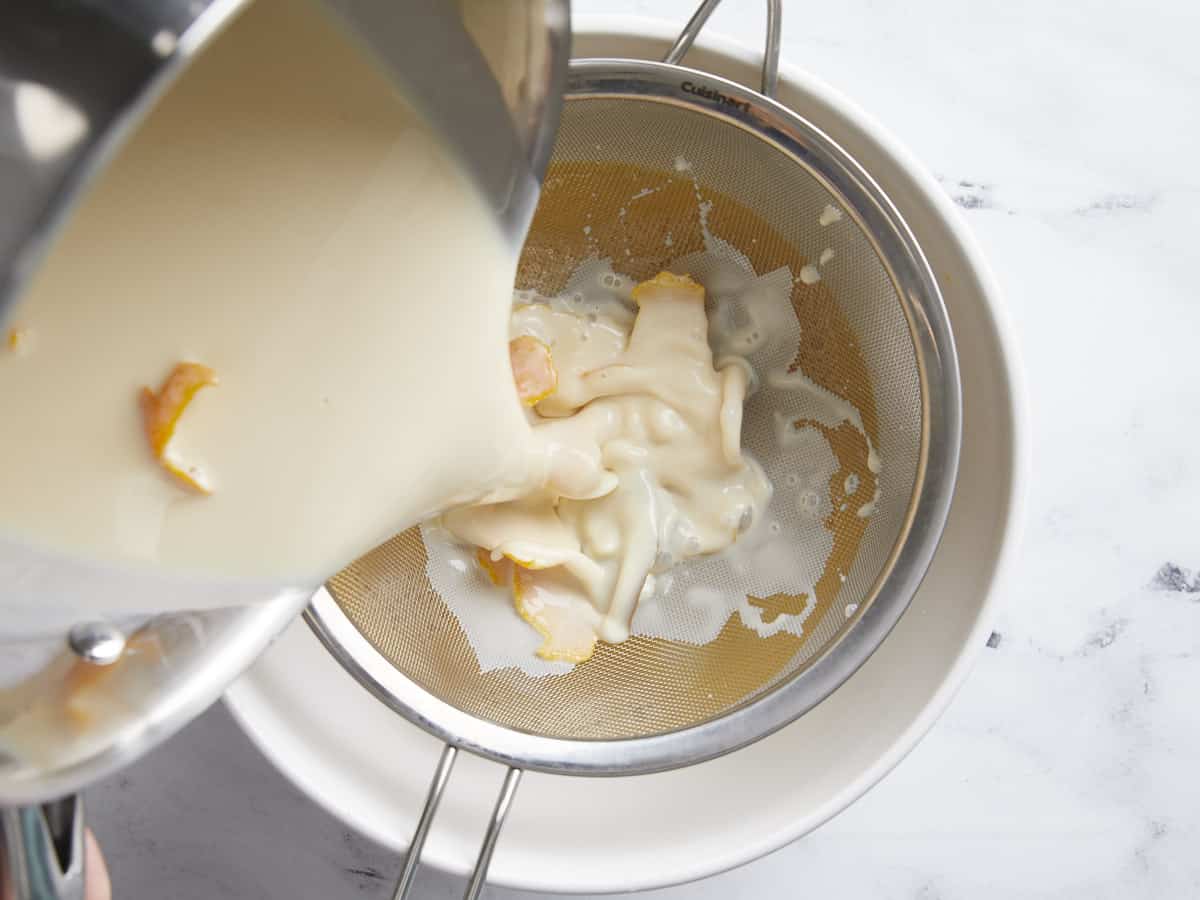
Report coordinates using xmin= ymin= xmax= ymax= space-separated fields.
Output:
xmin=304 ymin=2 xmax=960 ymax=896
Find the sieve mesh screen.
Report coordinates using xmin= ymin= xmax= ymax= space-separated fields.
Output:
xmin=327 ymin=95 xmax=922 ymax=741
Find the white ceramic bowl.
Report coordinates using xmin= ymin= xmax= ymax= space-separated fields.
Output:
xmin=225 ymin=18 xmax=1029 ymax=895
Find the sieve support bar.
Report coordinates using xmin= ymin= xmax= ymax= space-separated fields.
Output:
xmin=664 ymin=0 xmax=782 ymax=98
xmin=463 ymin=767 xmax=522 ymax=900
xmin=390 ymin=746 xmax=522 ymax=900
xmin=392 ymin=744 xmax=458 ymax=900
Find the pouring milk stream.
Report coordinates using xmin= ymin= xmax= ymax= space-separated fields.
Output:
xmin=0 ymin=0 xmax=543 ymax=613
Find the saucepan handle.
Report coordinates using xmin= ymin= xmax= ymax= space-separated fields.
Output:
xmin=1 ymin=795 xmax=86 ymax=900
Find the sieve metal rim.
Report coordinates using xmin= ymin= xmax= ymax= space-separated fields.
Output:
xmin=305 ymin=56 xmax=962 ymax=779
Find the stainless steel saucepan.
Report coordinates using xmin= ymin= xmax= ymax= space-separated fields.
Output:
xmin=0 ymin=2 xmax=568 ymax=897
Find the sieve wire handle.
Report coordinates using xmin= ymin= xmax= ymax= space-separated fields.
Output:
xmin=462 ymin=766 xmax=523 ymax=900
xmin=664 ymin=0 xmax=782 ymax=98
xmin=391 ymin=744 xmax=523 ymax=900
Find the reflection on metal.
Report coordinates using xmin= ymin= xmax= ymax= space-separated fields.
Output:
xmin=66 ymin=623 xmax=125 ymax=667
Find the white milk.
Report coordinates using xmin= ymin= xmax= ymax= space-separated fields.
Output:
xmin=0 ymin=0 xmax=533 ymax=586
xmin=438 ymin=272 xmax=773 ymax=663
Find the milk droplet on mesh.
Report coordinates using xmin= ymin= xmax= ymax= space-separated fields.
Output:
xmin=799 ymin=264 xmax=821 ymax=285
xmin=798 ymin=489 xmax=822 ymax=518
xmin=857 ymin=486 xmax=880 ymax=518
xmin=819 ymin=204 xmax=843 ymax=226
xmin=151 ymin=29 xmax=178 ymax=57
xmin=844 ymin=602 xmax=858 ymax=617
xmin=819 ymin=247 xmax=835 ymax=265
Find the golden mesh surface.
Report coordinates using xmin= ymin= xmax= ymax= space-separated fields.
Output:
xmin=327 ymin=96 xmax=923 ymax=741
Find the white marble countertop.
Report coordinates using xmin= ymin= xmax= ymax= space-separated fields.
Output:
xmin=88 ymin=0 xmax=1200 ymax=896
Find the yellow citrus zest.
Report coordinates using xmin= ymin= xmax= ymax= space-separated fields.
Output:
xmin=139 ymin=361 xmax=218 ymax=494
xmin=6 ymin=327 xmax=31 ymax=355
xmin=501 ymin=550 xmax=558 ymax=570
xmin=509 ymin=334 xmax=557 ymax=406
xmin=630 ymin=271 xmax=704 ymax=305
xmin=512 ymin=567 xmax=597 ymax=664
xmin=475 ymin=548 xmax=509 ymax=586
